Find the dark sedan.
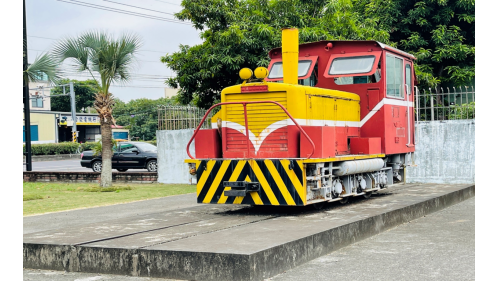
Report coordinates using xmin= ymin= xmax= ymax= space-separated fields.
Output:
xmin=81 ymin=142 xmax=158 ymax=172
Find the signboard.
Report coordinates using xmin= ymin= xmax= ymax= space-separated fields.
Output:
xmin=61 ymin=115 xmax=100 ymax=126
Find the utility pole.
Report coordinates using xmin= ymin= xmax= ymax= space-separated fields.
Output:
xmin=69 ymin=82 xmax=78 ymax=142
xmin=23 ymin=0 xmax=32 ymax=171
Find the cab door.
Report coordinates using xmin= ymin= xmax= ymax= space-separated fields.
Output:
xmin=404 ymin=61 xmax=414 ymax=147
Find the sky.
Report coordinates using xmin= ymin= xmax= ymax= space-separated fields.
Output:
xmin=25 ymin=0 xmax=203 ymax=102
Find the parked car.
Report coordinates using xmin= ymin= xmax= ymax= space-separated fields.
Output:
xmin=81 ymin=142 xmax=158 ymax=172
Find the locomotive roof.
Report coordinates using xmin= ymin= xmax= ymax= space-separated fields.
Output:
xmin=269 ymin=40 xmax=416 ymax=60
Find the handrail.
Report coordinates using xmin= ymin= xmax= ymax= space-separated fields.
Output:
xmin=186 ymin=101 xmax=316 ymax=159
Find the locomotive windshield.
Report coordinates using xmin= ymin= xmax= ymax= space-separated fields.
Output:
xmin=329 ymin=56 xmax=376 ymax=75
xmin=268 ymin=60 xmax=313 ymax=79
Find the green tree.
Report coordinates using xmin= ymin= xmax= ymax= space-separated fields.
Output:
xmin=113 ymin=97 xmax=178 ymax=140
xmin=162 ymin=0 xmax=390 ymax=108
xmin=50 ymin=79 xmax=99 ymax=112
xmin=353 ymin=0 xmax=475 ymax=88
xmin=53 ymin=31 xmax=141 ymax=187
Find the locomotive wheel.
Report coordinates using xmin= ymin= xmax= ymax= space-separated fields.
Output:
xmin=313 ymin=202 xmax=326 ymax=210
xmin=339 ymin=197 xmax=349 ymax=204
xmin=363 ymin=192 xmax=372 ymax=199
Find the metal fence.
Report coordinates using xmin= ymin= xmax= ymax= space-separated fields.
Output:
xmin=158 ymin=105 xmax=213 ymax=130
xmin=415 ymin=86 xmax=475 ymax=122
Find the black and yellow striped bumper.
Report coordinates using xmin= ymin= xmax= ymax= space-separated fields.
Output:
xmin=193 ymin=159 xmax=306 ymax=206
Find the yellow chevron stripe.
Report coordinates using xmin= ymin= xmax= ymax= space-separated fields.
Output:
xmin=265 ymin=160 xmax=296 ymax=206
xmin=296 ymin=159 xmax=304 ymax=174
xmin=203 ymin=160 xmax=231 ymax=203
xmin=195 ymin=160 xmax=200 ymax=170
xmin=250 ymin=160 xmax=279 ymax=205
xmin=250 ymin=192 xmax=264 ymax=205
xmin=218 ymin=160 xmax=246 ymax=204
xmin=197 ymin=160 xmax=215 ymax=196
xmin=233 ymin=196 xmax=245 ymax=204
xmin=280 ymin=159 xmax=306 ymax=205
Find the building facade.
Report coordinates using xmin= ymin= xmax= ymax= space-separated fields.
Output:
xmin=23 ymin=111 xmax=129 ymax=144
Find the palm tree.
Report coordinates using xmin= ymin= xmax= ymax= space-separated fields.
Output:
xmin=23 ymin=40 xmax=60 ymax=86
xmin=53 ymin=31 xmax=141 ymax=187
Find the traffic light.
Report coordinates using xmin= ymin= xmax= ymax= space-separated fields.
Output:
xmin=73 ymin=131 xmax=77 ymax=143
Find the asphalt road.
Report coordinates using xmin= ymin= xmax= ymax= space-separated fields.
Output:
xmin=23 ymin=159 xmax=148 ymax=172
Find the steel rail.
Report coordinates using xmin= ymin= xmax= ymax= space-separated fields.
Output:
xmin=186 ymin=101 xmax=316 ymax=159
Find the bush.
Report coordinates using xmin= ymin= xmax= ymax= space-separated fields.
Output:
xmin=23 ymin=142 xmax=98 ymax=156
xmin=448 ymin=102 xmax=475 ymax=120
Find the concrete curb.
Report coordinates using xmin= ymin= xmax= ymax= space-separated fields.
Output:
xmin=23 ymin=154 xmax=80 ymax=162
xmin=23 ymin=171 xmax=158 ymax=183
xmin=23 ymin=185 xmax=474 ymax=280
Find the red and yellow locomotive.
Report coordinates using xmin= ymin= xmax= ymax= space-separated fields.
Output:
xmin=185 ymin=28 xmax=415 ymax=207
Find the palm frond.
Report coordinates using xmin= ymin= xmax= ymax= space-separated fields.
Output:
xmin=24 ymin=53 xmax=61 ymax=85
xmin=53 ymin=31 xmax=142 ymax=95
xmin=54 ymin=37 xmax=91 ymax=71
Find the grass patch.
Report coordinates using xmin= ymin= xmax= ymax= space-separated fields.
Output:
xmin=23 ymin=194 xmax=43 ymax=201
xmin=79 ymin=186 xmax=133 ymax=192
xmin=23 ymin=182 xmax=196 ymax=216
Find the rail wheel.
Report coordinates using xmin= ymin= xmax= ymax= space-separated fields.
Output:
xmin=339 ymin=197 xmax=349 ymax=204
xmin=363 ymin=192 xmax=372 ymax=199
xmin=313 ymin=202 xmax=326 ymax=210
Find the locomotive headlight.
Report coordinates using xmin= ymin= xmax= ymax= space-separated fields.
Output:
xmin=254 ymin=67 xmax=269 ymax=79
xmin=239 ymin=68 xmax=253 ymax=80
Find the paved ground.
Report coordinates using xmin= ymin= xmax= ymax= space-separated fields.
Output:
xmin=268 ymin=197 xmax=475 ymax=281
xmin=23 ymin=193 xmax=198 ymax=234
xmin=23 ymin=197 xmax=475 ymax=280
xmin=23 ymin=159 xmax=148 ymax=172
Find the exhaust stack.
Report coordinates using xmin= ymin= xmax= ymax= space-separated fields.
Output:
xmin=282 ymin=28 xmax=298 ymax=85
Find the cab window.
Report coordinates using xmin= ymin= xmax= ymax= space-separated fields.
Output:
xmin=405 ymin=64 xmax=412 ymax=94
xmin=386 ymin=54 xmax=404 ymax=97
xmin=268 ymin=60 xmax=313 ymax=79
xmin=334 ymin=63 xmax=381 ymax=85
xmin=273 ymin=63 xmax=318 ymax=87
xmin=329 ymin=56 xmax=376 ymax=75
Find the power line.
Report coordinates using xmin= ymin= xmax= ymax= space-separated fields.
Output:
xmin=103 ymin=0 xmax=177 ymax=16
xmin=56 ymin=0 xmax=190 ymax=25
xmin=147 ymin=0 xmax=182 ymax=7
xmin=27 ymin=35 xmax=56 ymax=40
xmin=27 ymin=36 xmax=169 ymax=54
xmin=59 ymin=70 xmax=174 ymax=78
xmin=111 ymin=85 xmax=169 ymax=88
xmin=58 ymin=0 xmax=186 ymax=23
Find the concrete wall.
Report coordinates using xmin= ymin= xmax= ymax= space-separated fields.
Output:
xmin=157 ymin=129 xmax=195 ymax=184
xmin=407 ymin=120 xmax=475 ymax=184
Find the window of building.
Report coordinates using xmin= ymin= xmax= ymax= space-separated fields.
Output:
xmin=31 ymin=98 xmax=43 ymax=108
xmin=386 ymin=54 xmax=404 ymax=97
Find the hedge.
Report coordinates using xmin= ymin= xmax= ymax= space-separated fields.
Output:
xmin=23 ymin=142 xmax=98 ymax=156
xmin=23 ymin=140 xmax=158 ymax=156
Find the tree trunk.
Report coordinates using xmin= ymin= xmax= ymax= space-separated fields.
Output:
xmin=100 ymin=119 xmax=113 ymax=187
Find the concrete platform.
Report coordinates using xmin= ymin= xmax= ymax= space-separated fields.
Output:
xmin=23 ymin=183 xmax=474 ymax=281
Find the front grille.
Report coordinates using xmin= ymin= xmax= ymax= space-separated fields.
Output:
xmin=225 ymin=92 xmax=288 ymax=152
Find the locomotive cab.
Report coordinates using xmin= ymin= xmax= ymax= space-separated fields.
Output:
xmin=186 ymin=28 xmax=415 ymax=207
